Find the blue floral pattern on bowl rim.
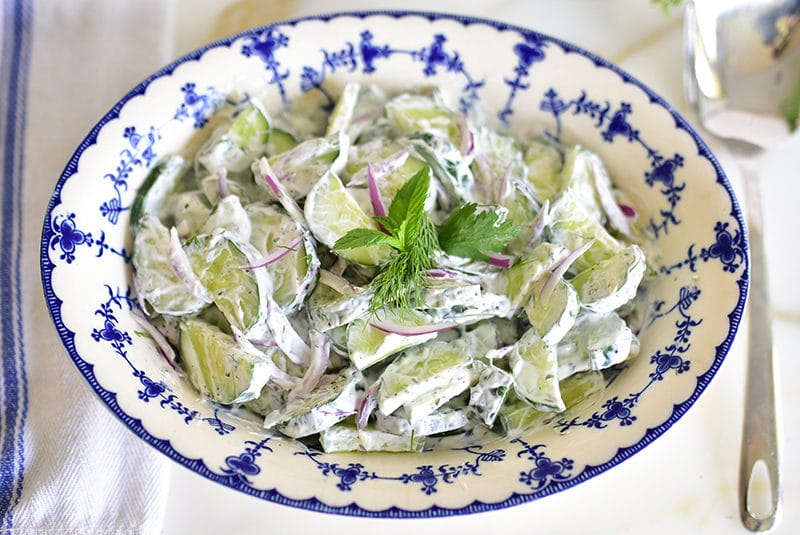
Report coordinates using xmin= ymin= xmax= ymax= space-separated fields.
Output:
xmin=39 ymin=11 xmax=747 ymax=517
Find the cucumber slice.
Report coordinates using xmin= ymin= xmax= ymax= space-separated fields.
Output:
xmin=184 ymin=230 xmax=269 ymax=337
xmin=326 ymin=82 xmax=361 ymax=137
xmin=500 ymin=179 xmax=542 ymax=252
xmin=548 ymin=188 xmax=624 ymax=274
xmin=556 ymin=312 xmax=636 ymax=379
xmin=246 ymin=203 xmax=318 ymax=313
xmin=132 ymin=215 xmax=210 ymax=315
xmin=524 ymin=138 xmax=563 ymax=202
xmin=523 ymin=277 xmax=579 ymax=346
xmin=319 ymin=421 xmax=425 ymax=453
xmin=509 ymin=328 xmax=564 ymax=412
xmin=385 ymin=92 xmax=460 ymax=144
xmin=266 ymin=127 xmax=298 ymax=157
xmin=168 ymin=191 xmax=211 ymax=240
xmin=571 ymin=244 xmax=646 ymax=313
xmin=197 ymin=102 xmax=270 ymax=173
xmin=498 ymin=393 xmax=552 ymax=437
xmin=498 ymin=242 xmax=569 ymax=308
xmin=378 ymin=339 xmax=473 ymax=416
xmin=263 ymin=368 xmax=363 ymax=438
xmin=201 ymin=194 xmax=252 ymax=243
xmin=468 ymin=361 xmax=513 ymax=426
xmin=304 ymin=170 xmax=393 ymax=266
xmin=402 ymin=366 xmax=472 ymax=422
xmin=265 ymin=133 xmax=347 ymax=200
xmin=130 ymin=155 xmax=185 ymax=228
xmin=346 ymin=318 xmax=437 ymax=370
xmin=498 ymin=371 xmax=604 ymax=436
xmin=179 ymin=317 xmax=270 ymax=404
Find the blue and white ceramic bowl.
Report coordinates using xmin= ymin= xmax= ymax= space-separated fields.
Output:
xmin=40 ymin=11 xmax=746 ymax=516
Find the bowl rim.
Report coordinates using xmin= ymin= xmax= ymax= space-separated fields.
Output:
xmin=39 ymin=9 xmax=748 ymax=517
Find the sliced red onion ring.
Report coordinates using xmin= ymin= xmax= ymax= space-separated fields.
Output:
xmin=131 ymin=311 xmax=178 ymax=372
xmin=619 ymin=203 xmax=637 ymax=219
xmin=240 ymin=235 xmax=304 ymax=270
xmin=216 ymin=167 xmax=230 ymax=199
xmin=167 ymin=227 xmax=212 ymax=304
xmin=356 ymin=380 xmax=381 ymax=430
xmin=473 ymin=153 xmax=493 ymax=200
xmin=590 ymin=155 xmax=634 ymax=240
xmin=486 ymin=252 xmax=514 ymax=269
xmin=254 ymin=157 xmax=307 ymax=225
xmin=348 ymin=148 xmax=410 ymax=186
xmin=348 ymin=107 xmax=385 ymax=140
xmin=539 ymin=239 xmax=595 ymax=300
xmin=367 ymin=163 xmax=388 ymax=218
xmin=269 ymin=137 xmax=328 ymax=181
xmin=287 ymin=330 xmax=331 ymax=402
xmin=426 ymin=267 xmax=482 ymax=284
xmin=527 ymin=200 xmax=550 ymax=247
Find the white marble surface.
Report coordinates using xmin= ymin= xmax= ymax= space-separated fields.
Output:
xmin=159 ymin=1 xmax=800 ymax=533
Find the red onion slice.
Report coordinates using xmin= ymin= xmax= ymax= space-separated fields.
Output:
xmin=216 ymin=167 xmax=230 ymax=199
xmin=486 ymin=252 xmax=515 ymax=269
xmin=495 ymin=164 xmax=513 ymax=204
xmin=254 ymin=157 xmax=307 ymax=225
xmin=367 ymin=163 xmax=388 ymax=218
xmin=426 ymin=268 xmax=482 ymax=284
xmin=356 ymin=380 xmax=381 ymax=430
xmin=458 ymin=114 xmax=475 ymax=156
xmin=348 ymin=148 xmax=410 ymax=186
xmin=240 ymin=235 xmax=304 ymax=270
xmin=589 ymin=155 xmax=634 ymax=240
xmin=167 ymin=227 xmax=212 ymax=304
xmin=527 ymin=200 xmax=550 ymax=247
xmin=539 ymin=239 xmax=595 ymax=300
xmin=287 ymin=330 xmax=331 ymax=402
xmin=131 ymin=311 xmax=179 ymax=372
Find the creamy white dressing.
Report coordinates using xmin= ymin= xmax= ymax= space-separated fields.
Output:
xmin=131 ymin=84 xmax=651 ymax=452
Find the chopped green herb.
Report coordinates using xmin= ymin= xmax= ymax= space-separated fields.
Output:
xmin=438 ymin=202 xmax=520 ymax=261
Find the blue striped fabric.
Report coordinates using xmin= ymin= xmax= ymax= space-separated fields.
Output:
xmin=0 ymin=0 xmax=31 ymax=531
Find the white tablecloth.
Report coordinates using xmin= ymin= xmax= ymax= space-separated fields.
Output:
xmin=2 ymin=1 xmax=797 ymax=533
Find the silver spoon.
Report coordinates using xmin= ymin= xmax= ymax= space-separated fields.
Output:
xmin=683 ymin=0 xmax=794 ymax=531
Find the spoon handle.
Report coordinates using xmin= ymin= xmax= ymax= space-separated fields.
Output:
xmin=738 ymin=159 xmax=783 ymax=532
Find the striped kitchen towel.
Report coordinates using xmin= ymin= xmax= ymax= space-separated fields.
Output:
xmin=0 ymin=1 xmax=174 ymax=532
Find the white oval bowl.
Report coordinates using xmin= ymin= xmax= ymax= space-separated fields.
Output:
xmin=40 ymin=11 xmax=747 ymax=517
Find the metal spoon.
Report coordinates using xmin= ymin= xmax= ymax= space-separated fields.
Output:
xmin=683 ymin=0 xmax=794 ymax=531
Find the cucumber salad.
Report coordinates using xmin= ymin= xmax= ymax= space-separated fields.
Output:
xmin=131 ymin=84 xmax=651 ymax=452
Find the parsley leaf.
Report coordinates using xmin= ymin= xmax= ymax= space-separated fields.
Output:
xmin=438 ymin=202 xmax=520 ymax=260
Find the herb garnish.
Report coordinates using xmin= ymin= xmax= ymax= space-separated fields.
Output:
xmin=334 ymin=165 xmax=519 ymax=314
xmin=334 ymin=166 xmax=437 ymax=313
xmin=438 ymin=202 xmax=520 ymax=261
